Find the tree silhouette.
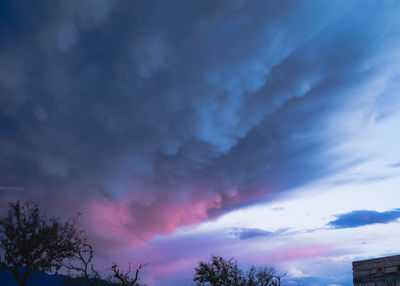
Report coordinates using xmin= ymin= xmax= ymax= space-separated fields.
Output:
xmin=193 ymin=255 xmax=282 ymax=286
xmin=63 ymin=243 xmax=105 ymax=286
xmin=0 ymin=200 xmax=84 ymax=286
xmin=106 ymin=262 xmax=147 ymax=286
xmin=63 ymin=240 xmax=147 ymax=286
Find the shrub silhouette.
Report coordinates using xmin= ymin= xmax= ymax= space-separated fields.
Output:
xmin=193 ymin=255 xmax=282 ymax=286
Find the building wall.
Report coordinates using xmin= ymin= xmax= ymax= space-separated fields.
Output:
xmin=353 ymin=255 xmax=400 ymax=286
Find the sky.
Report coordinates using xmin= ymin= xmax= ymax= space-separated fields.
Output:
xmin=1 ymin=0 xmax=400 ymax=285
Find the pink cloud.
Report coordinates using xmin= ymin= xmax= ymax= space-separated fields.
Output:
xmin=83 ymin=187 xmax=223 ymax=245
xmin=262 ymin=244 xmax=336 ymax=263
xmin=150 ymin=258 xmax=199 ymax=276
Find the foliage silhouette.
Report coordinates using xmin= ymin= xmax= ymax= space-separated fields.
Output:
xmin=193 ymin=255 xmax=282 ymax=286
xmin=0 ymin=200 xmax=84 ymax=286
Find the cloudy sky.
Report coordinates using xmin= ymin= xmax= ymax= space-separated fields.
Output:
xmin=1 ymin=0 xmax=400 ymax=285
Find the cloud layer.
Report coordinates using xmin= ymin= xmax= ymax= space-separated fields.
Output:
xmin=1 ymin=0 xmax=400 ymax=246
xmin=328 ymin=209 xmax=400 ymax=229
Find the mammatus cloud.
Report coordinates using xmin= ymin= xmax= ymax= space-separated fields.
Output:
xmin=1 ymin=1 xmax=400 ymax=245
xmin=327 ymin=209 xmax=400 ymax=229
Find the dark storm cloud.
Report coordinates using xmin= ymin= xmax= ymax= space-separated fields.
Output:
xmin=1 ymin=0 xmax=400 ymax=241
xmin=328 ymin=209 xmax=400 ymax=229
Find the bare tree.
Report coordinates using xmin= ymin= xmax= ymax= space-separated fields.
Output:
xmin=193 ymin=255 xmax=282 ymax=286
xmin=0 ymin=200 xmax=84 ymax=286
xmin=107 ymin=262 xmax=147 ymax=286
xmin=63 ymin=243 xmax=104 ymax=286
xmin=64 ymin=241 xmax=147 ymax=286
